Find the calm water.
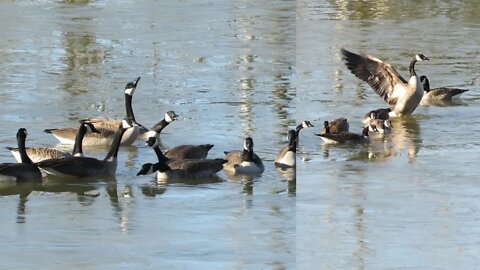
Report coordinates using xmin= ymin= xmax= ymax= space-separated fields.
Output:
xmin=2 ymin=1 xmax=480 ymax=269
xmin=298 ymin=1 xmax=480 ymax=269
xmin=0 ymin=1 xmax=295 ymax=269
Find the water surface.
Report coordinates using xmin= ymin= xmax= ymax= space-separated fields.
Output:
xmin=0 ymin=1 xmax=295 ymax=269
xmin=297 ymin=1 xmax=480 ymax=269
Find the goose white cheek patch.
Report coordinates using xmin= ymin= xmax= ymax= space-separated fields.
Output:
xmin=124 ymin=87 xmax=135 ymax=96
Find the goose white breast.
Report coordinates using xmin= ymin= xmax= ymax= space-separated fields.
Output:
xmin=342 ymin=48 xmax=429 ymax=117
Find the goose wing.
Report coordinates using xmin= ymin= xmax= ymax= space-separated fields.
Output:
xmin=0 ymin=163 xmax=41 ymax=181
xmin=36 ymin=157 xmax=105 ymax=177
xmin=81 ymin=118 xmax=120 ymax=130
xmin=170 ymin=159 xmax=225 ymax=174
xmin=342 ymin=49 xmax=407 ymax=105
xmin=275 ymin=146 xmax=289 ymax=163
xmin=165 ymin=144 xmax=214 ymax=160
xmin=428 ymin=88 xmax=469 ymax=100
xmin=316 ymin=132 xmax=362 ymax=144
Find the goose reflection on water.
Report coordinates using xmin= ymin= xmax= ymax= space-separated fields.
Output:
xmin=345 ymin=116 xmax=422 ymax=163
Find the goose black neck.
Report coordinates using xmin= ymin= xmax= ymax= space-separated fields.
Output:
xmin=151 ymin=119 xmax=170 ymax=133
xmin=153 ymin=146 xmax=169 ymax=163
xmin=288 ymin=137 xmax=297 ymax=152
xmin=242 ymin=148 xmax=254 ymax=162
xmin=423 ymin=78 xmax=431 ymax=92
xmin=104 ymin=126 xmax=126 ymax=161
xmin=296 ymin=124 xmax=303 ymax=136
xmin=157 ymin=162 xmax=172 ymax=172
xmin=362 ymin=127 xmax=369 ymax=137
xmin=324 ymin=125 xmax=330 ymax=134
xmin=17 ymin=134 xmax=33 ymax=165
xmin=125 ymin=94 xmax=136 ymax=122
xmin=409 ymin=59 xmax=418 ymax=77
xmin=72 ymin=124 xmax=87 ymax=156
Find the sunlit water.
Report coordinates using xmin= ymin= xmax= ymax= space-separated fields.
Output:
xmin=3 ymin=1 xmax=480 ymax=269
xmin=298 ymin=1 xmax=480 ymax=269
xmin=0 ymin=1 xmax=295 ymax=269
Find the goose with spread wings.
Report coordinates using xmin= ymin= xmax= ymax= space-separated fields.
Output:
xmin=341 ymin=48 xmax=429 ymax=117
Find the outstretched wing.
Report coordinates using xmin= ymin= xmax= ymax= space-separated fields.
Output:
xmin=342 ymin=48 xmax=407 ymax=105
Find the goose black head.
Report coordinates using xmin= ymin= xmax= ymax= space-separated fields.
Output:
xmin=146 ymin=136 xmax=157 ymax=147
xmin=165 ymin=111 xmax=179 ymax=123
xmin=81 ymin=122 xmax=101 ymax=134
xmin=17 ymin=128 xmax=28 ymax=140
xmin=323 ymin=121 xmax=330 ymax=134
xmin=362 ymin=126 xmax=370 ymax=137
xmin=124 ymin=77 xmax=141 ymax=96
xmin=244 ymin=137 xmax=254 ymax=152
xmin=302 ymin=120 xmax=314 ymax=128
xmin=137 ymin=163 xmax=155 ymax=176
xmin=415 ymin=54 xmax=429 ymax=61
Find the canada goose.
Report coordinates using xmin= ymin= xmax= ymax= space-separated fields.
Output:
xmin=8 ymin=122 xmax=100 ymax=163
xmin=223 ymin=137 xmax=264 ymax=175
xmin=142 ymin=111 xmax=179 ymax=148
xmin=164 ymin=144 xmax=214 ymax=160
xmin=137 ymin=159 xmax=226 ymax=181
xmin=145 ymin=138 xmax=214 ymax=160
xmin=368 ymin=119 xmax=392 ymax=134
xmin=0 ymin=129 xmax=42 ymax=182
xmin=45 ymin=77 xmax=143 ymax=146
xmin=362 ymin=108 xmax=392 ymax=126
xmin=420 ymin=75 xmax=469 ymax=102
xmin=143 ymin=112 xmax=214 ymax=159
xmin=342 ymin=48 xmax=429 ymax=117
xmin=316 ymin=121 xmax=370 ymax=144
xmin=36 ymin=119 xmax=131 ymax=177
xmin=295 ymin=120 xmax=314 ymax=147
xmin=136 ymin=145 xmax=226 ymax=180
xmin=319 ymin=118 xmax=349 ymax=134
xmin=275 ymin=130 xmax=297 ymax=168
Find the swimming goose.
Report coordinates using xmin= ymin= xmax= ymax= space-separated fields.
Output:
xmin=275 ymin=130 xmax=297 ymax=168
xmin=319 ymin=118 xmax=349 ymax=134
xmin=164 ymin=144 xmax=214 ymax=160
xmin=146 ymin=138 xmax=214 ymax=160
xmin=8 ymin=122 xmax=100 ymax=163
xmin=368 ymin=119 xmax=392 ymax=134
xmin=342 ymin=48 xmax=429 ymax=117
xmin=295 ymin=120 xmax=314 ymax=147
xmin=142 ymin=111 xmax=179 ymax=148
xmin=137 ymin=158 xmax=226 ymax=181
xmin=0 ymin=129 xmax=42 ymax=182
xmin=136 ymin=145 xmax=226 ymax=180
xmin=36 ymin=119 xmax=131 ymax=177
xmin=223 ymin=137 xmax=264 ymax=175
xmin=420 ymin=75 xmax=469 ymax=102
xmin=316 ymin=121 xmax=370 ymax=144
xmin=45 ymin=77 xmax=143 ymax=146
xmin=362 ymin=108 xmax=392 ymax=126
xmin=143 ymin=111 xmax=214 ymax=159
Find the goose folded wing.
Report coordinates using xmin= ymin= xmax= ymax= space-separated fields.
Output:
xmin=431 ymin=87 xmax=469 ymax=99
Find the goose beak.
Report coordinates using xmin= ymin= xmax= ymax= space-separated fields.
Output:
xmin=133 ymin=77 xmax=141 ymax=87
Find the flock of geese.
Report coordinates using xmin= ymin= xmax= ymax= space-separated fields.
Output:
xmin=315 ymin=48 xmax=468 ymax=145
xmin=0 ymin=48 xmax=469 ymax=183
xmin=0 ymin=77 xmax=313 ymax=183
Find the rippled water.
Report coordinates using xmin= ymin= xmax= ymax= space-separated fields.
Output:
xmin=298 ymin=1 xmax=480 ymax=269
xmin=0 ymin=1 xmax=295 ymax=269
xmin=2 ymin=1 xmax=480 ymax=269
